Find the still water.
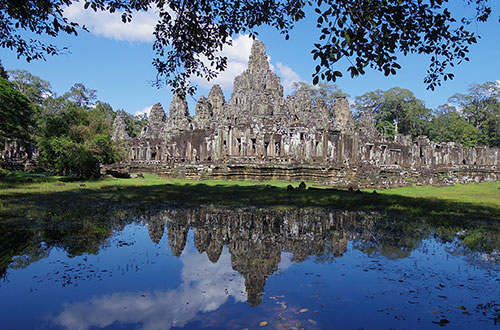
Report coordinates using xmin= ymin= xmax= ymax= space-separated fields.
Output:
xmin=1 ymin=206 xmax=499 ymax=329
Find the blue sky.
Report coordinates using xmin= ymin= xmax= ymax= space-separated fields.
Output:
xmin=1 ymin=2 xmax=499 ymax=116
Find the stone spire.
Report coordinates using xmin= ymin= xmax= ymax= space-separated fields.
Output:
xmin=140 ymin=103 xmax=167 ymax=139
xmin=168 ymin=92 xmax=192 ymax=129
xmin=208 ymin=84 xmax=226 ymax=121
xmin=314 ymin=99 xmax=331 ymax=129
xmin=294 ymin=87 xmax=313 ymax=114
xmin=167 ymin=226 xmax=188 ymax=257
xmin=333 ymin=96 xmax=355 ymax=133
xmin=229 ymin=39 xmax=284 ymax=118
xmin=231 ymin=244 xmax=281 ymax=307
xmin=111 ymin=114 xmax=129 ymax=141
xmin=195 ymin=96 xmax=213 ymax=128
xmin=149 ymin=102 xmax=167 ymax=123
xmin=248 ymin=40 xmax=269 ymax=71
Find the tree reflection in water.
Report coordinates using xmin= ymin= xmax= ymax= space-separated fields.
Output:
xmin=0 ymin=205 xmax=499 ymax=329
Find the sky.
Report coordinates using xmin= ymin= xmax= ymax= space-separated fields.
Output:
xmin=1 ymin=2 xmax=499 ymax=117
xmin=53 ymin=245 xmax=293 ymax=330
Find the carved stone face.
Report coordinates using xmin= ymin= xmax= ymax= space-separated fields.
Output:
xmin=258 ymin=103 xmax=273 ymax=116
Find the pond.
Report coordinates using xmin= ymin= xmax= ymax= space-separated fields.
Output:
xmin=1 ymin=205 xmax=499 ymax=329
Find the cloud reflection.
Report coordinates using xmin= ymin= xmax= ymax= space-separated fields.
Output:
xmin=53 ymin=248 xmax=247 ymax=330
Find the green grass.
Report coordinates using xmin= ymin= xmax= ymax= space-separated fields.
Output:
xmin=373 ymin=182 xmax=500 ymax=209
xmin=1 ymin=170 xmax=499 ymax=223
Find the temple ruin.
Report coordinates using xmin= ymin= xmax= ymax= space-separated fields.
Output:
xmin=111 ymin=40 xmax=500 ymax=187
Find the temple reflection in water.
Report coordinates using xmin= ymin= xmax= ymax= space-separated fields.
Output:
xmin=145 ymin=207 xmax=379 ymax=306
xmin=2 ymin=203 xmax=499 ymax=330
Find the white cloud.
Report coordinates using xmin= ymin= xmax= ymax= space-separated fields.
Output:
xmin=269 ymin=59 xmax=275 ymax=72
xmin=219 ymin=35 xmax=254 ymax=63
xmin=52 ymin=248 xmax=247 ymax=330
xmin=135 ymin=105 xmax=153 ymax=117
xmin=191 ymin=34 xmax=254 ymax=91
xmin=276 ymin=62 xmax=301 ymax=95
xmin=64 ymin=3 xmax=158 ymax=42
xmin=277 ymin=252 xmax=294 ymax=271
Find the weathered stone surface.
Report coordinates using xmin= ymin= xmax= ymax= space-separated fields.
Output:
xmin=333 ymin=96 xmax=355 ymax=133
xmin=111 ymin=115 xmax=129 ymax=141
xmin=248 ymin=40 xmax=269 ymax=71
xmin=293 ymin=87 xmax=313 ymax=123
xmin=168 ymin=93 xmax=192 ymax=130
xmin=140 ymin=103 xmax=166 ymax=140
xmin=194 ymin=96 xmax=213 ymax=128
xmin=284 ymin=88 xmax=333 ymax=129
xmin=150 ymin=102 xmax=167 ymax=123
xmin=229 ymin=40 xmax=284 ymax=118
xmin=359 ymin=111 xmax=378 ymax=138
xmin=208 ymin=84 xmax=226 ymax=121
xmin=109 ymin=39 xmax=500 ymax=188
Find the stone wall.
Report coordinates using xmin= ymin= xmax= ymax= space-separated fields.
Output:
xmin=110 ymin=40 xmax=500 ymax=187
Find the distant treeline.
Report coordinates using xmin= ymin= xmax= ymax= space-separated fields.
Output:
xmin=0 ymin=63 xmax=147 ymax=178
xmin=293 ymin=81 xmax=500 ymax=148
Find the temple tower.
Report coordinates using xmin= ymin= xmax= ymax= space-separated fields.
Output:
xmin=168 ymin=93 xmax=192 ymax=130
xmin=229 ymin=40 xmax=284 ymax=118
xmin=140 ymin=103 xmax=167 ymax=140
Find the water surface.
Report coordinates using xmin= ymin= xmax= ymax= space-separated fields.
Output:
xmin=1 ymin=206 xmax=499 ymax=329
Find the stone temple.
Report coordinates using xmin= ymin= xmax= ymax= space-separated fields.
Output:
xmin=111 ymin=40 xmax=499 ymax=187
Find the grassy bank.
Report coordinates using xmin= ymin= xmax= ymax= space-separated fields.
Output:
xmin=1 ymin=170 xmax=500 ymax=260
xmin=377 ymin=182 xmax=500 ymax=210
xmin=1 ymin=170 xmax=499 ymax=222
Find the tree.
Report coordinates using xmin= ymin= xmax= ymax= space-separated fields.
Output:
xmin=428 ymin=110 xmax=482 ymax=148
xmin=0 ymin=77 xmax=36 ymax=148
xmin=447 ymin=81 xmax=500 ymax=147
xmin=376 ymin=120 xmax=397 ymax=140
xmin=0 ymin=1 xmax=494 ymax=93
xmin=7 ymin=69 xmax=52 ymax=105
xmin=93 ymin=101 xmax=115 ymax=120
xmin=0 ymin=60 xmax=8 ymax=79
xmin=354 ymin=87 xmax=432 ymax=138
xmin=292 ymin=81 xmax=347 ymax=105
xmin=37 ymin=87 xmax=123 ymax=178
xmin=63 ymin=83 xmax=97 ymax=108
